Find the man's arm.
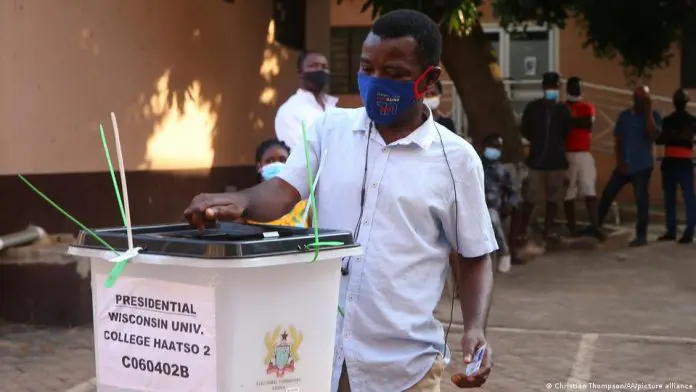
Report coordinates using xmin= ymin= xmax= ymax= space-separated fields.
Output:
xmin=562 ymin=105 xmax=573 ymax=138
xmin=520 ymin=104 xmax=532 ymax=140
xmin=238 ymin=178 xmax=301 ymax=222
xmin=645 ymin=110 xmax=661 ymax=141
xmin=655 ymin=115 xmax=670 ymax=145
xmin=441 ymin=145 xmax=497 ymax=331
xmin=244 ymin=113 xmax=324 ymax=221
xmin=570 ymin=102 xmax=595 ymax=130
xmin=614 ymin=113 xmax=626 ymax=170
xmin=570 ymin=116 xmax=594 ymax=129
xmin=457 ymin=254 xmax=494 ymax=331
xmin=275 ymin=105 xmax=302 ymax=150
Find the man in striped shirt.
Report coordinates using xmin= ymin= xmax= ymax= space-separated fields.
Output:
xmin=563 ymin=77 xmax=604 ymax=240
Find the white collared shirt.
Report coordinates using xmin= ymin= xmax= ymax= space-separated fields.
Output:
xmin=278 ymin=107 xmax=497 ymax=392
xmin=274 ymin=88 xmax=338 ymax=150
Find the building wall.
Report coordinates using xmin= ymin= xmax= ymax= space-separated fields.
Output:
xmin=329 ymin=0 xmax=689 ymax=209
xmin=0 ymin=0 xmax=330 ymax=234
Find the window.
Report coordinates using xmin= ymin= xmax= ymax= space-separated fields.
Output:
xmin=330 ymin=27 xmax=371 ymax=94
xmin=681 ymin=24 xmax=696 ymax=88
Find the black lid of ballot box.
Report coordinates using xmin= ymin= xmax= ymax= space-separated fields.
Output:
xmin=72 ymin=222 xmax=356 ymax=258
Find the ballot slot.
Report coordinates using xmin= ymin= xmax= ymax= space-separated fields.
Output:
xmin=73 ymin=222 xmax=357 ymax=258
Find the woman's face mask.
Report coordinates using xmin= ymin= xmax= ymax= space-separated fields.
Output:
xmin=357 ymin=66 xmax=433 ymax=125
xmin=260 ymin=161 xmax=286 ymax=181
xmin=424 ymin=96 xmax=441 ymax=110
xmin=483 ymin=147 xmax=502 ymax=161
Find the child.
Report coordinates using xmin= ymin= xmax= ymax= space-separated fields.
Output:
xmin=246 ymin=138 xmax=310 ymax=227
xmin=481 ymin=134 xmax=520 ymax=273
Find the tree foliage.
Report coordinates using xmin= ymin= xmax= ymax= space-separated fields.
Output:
xmin=339 ymin=0 xmax=696 ymax=79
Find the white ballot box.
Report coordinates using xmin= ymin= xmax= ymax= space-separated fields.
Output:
xmin=68 ymin=222 xmax=361 ymax=392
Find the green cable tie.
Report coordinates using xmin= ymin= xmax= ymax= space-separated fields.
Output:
xmin=300 ymin=122 xmax=346 ymax=318
xmin=301 ymin=121 xmax=345 ymax=262
xmin=17 ymin=174 xmax=118 ymax=255
xmin=99 ymin=124 xmax=127 ymax=227
xmin=104 ymin=249 xmax=140 ymax=289
xmin=105 ymin=260 xmax=129 ymax=288
xmin=99 ymin=123 xmax=133 ymax=288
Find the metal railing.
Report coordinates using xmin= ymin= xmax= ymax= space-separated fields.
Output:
xmin=442 ymin=78 xmax=696 ymax=153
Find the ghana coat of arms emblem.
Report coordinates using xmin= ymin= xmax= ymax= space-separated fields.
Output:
xmin=264 ymin=325 xmax=304 ymax=377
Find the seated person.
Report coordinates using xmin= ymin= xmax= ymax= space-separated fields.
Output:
xmin=480 ymin=134 xmax=520 ymax=273
xmin=246 ymin=139 xmax=310 ymax=227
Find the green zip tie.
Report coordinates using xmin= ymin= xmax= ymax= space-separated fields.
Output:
xmin=17 ymin=174 xmax=132 ymax=287
xmin=99 ymin=124 xmax=127 ymax=227
xmin=17 ymin=174 xmax=118 ymax=255
xmin=99 ymin=122 xmax=134 ymax=288
xmin=301 ymin=121 xmax=344 ymax=262
xmin=299 ymin=122 xmax=345 ymax=318
xmin=104 ymin=250 xmax=140 ymax=289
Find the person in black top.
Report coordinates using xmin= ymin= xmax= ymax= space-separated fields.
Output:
xmin=518 ymin=72 xmax=572 ymax=243
xmin=424 ymin=81 xmax=457 ymax=132
xmin=656 ymin=88 xmax=696 ymax=243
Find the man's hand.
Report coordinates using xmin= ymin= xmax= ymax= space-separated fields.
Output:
xmin=184 ymin=192 xmax=249 ymax=230
xmin=451 ymin=329 xmax=492 ymax=388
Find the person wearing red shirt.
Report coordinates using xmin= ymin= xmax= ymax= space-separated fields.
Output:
xmin=564 ymin=77 xmax=604 ymax=240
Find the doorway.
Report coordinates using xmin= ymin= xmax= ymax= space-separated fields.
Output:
xmin=504 ymin=26 xmax=559 ymax=114
xmin=451 ymin=25 xmax=558 ymax=136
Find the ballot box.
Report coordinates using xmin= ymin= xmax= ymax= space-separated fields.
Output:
xmin=68 ymin=222 xmax=362 ymax=392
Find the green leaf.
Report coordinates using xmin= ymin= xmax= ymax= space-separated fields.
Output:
xmin=342 ymin=0 xmax=696 ymax=78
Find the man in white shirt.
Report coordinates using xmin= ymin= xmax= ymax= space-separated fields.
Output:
xmin=275 ymin=51 xmax=338 ymax=150
xmin=186 ymin=10 xmax=495 ymax=392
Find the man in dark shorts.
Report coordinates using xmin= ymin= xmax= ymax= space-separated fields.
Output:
xmin=518 ymin=72 xmax=572 ymax=242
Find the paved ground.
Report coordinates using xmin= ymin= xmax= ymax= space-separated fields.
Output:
xmin=438 ymin=239 xmax=696 ymax=391
xmin=1 ymin=240 xmax=695 ymax=392
xmin=0 ymin=324 xmax=93 ymax=392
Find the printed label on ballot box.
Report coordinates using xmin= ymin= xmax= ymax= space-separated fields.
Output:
xmin=95 ymin=274 xmax=217 ymax=391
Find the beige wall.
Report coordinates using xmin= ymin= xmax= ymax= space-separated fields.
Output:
xmin=558 ymin=20 xmax=681 ymax=96
xmin=0 ymin=0 xmax=329 ymax=175
xmin=331 ymin=0 xmax=373 ymax=26
xmin=329 ymin=0 xmax=471 ymax=110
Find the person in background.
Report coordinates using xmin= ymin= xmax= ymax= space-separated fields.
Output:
xmin=275 ymin=51 xmax=338 ymax=150
xmin=656 ymin=88 xmax=696 ymax=243
xmin=424 ymin=80 xmax=457 ymax=132
xmin=563 ymin=76 xmax=604 ymax=240
xmin=518 ymin=72 xmax=572 ymax=243
xmin=481 ymin=134 xmax=520 ymax=273
xmin=597 ymin=86 xmax=661 ymax=247
xmin=246 ymin=139 xmax=309 ymax=228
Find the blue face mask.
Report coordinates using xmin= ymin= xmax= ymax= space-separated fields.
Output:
xmin=544 ymin=89 xmax=559 ymax=101
xmin=357 ymin=68 xmax=432 ymax=125
xmin=260 ymin=162 xmax=285 ymax=181
xmin=483 ymin=147 xmax=502 ymax=161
